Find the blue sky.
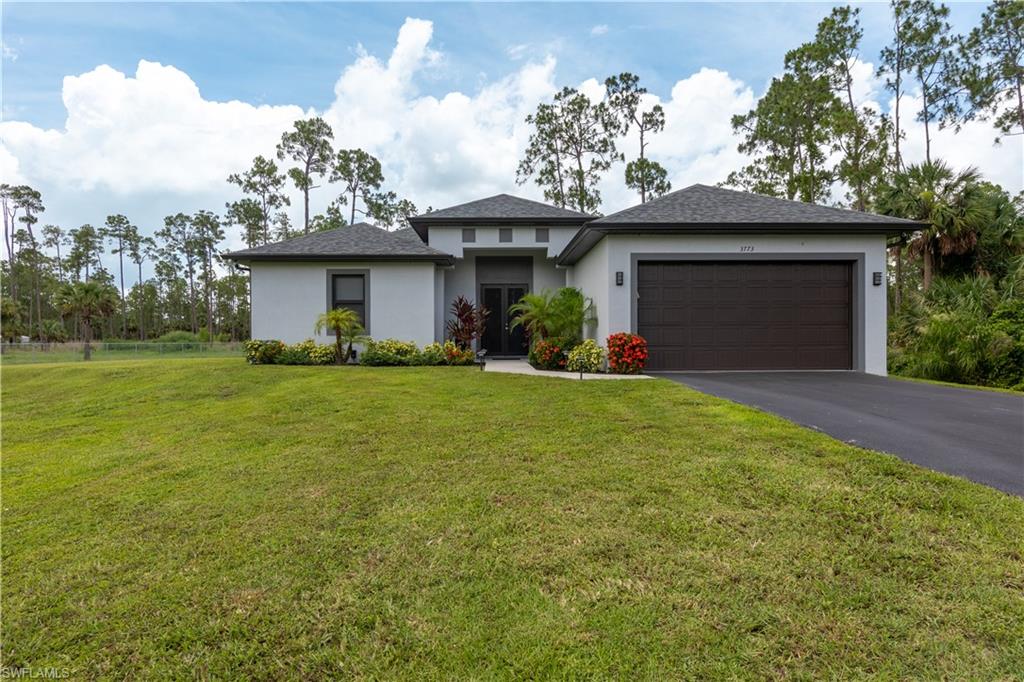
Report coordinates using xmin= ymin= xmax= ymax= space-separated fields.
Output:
xmin=1 ymin=2 xmax=1018 ymax=279
xmin=3 ymin=2 xmax=988 ymax=129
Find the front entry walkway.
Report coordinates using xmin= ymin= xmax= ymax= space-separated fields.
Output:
xmin=657 ymin=371 xmax=1024 ymax=497
xmin=484 ymin=359 xmax=651 ymax=381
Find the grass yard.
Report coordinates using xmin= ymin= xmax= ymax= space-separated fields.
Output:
xmin=2 ymin=359 xmax=1023 ymax=678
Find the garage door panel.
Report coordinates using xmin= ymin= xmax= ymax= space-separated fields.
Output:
xmin=637 ymin=261 xmax=852 ymax=371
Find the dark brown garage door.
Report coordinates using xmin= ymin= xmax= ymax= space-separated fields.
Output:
xmin=637 ymin=261 xmax=852 ymax=371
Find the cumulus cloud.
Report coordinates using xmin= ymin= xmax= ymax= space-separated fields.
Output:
xmin=1 ymin=61 xmax=306 ymax=195
xmin=591 ymin=24 xmax=609 ymax=37
xmin=0 ymin=14 xmax=1019 ymax=266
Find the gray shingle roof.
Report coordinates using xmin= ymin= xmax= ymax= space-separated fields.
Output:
xmin=592 ymin=184 xmax=921 ymax=226
xmin=223 ymin=222 xmax=453 ymax=263
xmin=409 ymin=194 xmax=592 ymax=223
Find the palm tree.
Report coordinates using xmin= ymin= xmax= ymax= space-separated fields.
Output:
xmin=58 ymin=281 xmax=118 ymax=360
xmin=509 ymin=287 xmax=596 ymax=344
xmin=508 ymin=290 xmax=558 ymax=340
xmin=314 ymin=308 xmax=367 ymax=364
xmin=876 ymin=161 xmax=992 ymax=291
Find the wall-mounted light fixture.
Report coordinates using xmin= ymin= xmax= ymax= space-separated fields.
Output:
xmin=873 ymin=272 xmax=882 ymax=286
xmin=615 ymin=271 xmax=624 ymax=286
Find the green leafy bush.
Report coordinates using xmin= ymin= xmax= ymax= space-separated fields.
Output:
xmin=423 ymin=340 xmax=475 ymax=366
xmin=245 ymin=339 xmax=285 ymax=365
xmin=306 ymin=343 xmax=336 ymax=366
xmin=529 ymin=337 xmax=572 ymax=371
xmin=890 ymin=275 xmax=1023 ymax=389
xmin=566 ymin=339 xmax=605 ymax=373
xmin=360 ymin=339 xmax=420 ymax=366
xmin=509 ymin=287 xmax=596 ymax=344
xmin=981 ymin=298 xmax=1024 ymax=388
xmin=272 ymin=339 xmax=336 ymax=366
xmin=417 ymin=343 xmax=446 ymax=366
xmin=277 ymin=345 xmax=313 ymax=366
xmin=157 ymin=330 xmax=201 ymax=350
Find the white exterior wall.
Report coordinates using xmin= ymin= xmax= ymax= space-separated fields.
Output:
xmin=427 ymin=225 xmax=580 ymax=259
xmin=569 ymin=233 xmax=889 ymax=375
xmin=250 ymin=260 xmax=438 ymax=346
xmin=565 ymin=238 xmax=609 ymax=343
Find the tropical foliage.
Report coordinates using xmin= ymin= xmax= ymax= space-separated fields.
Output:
xmin=890 ymin=266 xmax=1024 ymax=389
xmin=57 ymin=281 xmax=118 ymax=360
xmin=314 ymin=307 xmax=367 ymax=364
xmin=508 ymin=287 xmax=595 ymax=345
xmin=445 ymin=296 xmax=489 ymax=350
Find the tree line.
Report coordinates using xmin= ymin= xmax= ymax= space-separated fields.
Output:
xmin=0 ymin=118 xmax=419 ymax=344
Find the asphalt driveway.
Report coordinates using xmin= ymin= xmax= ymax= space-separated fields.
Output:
xmin=656 ymin=372 xmax=1024 ymax=496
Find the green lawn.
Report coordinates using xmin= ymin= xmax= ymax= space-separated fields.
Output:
xmin=3 ymin=359 xmax=1022 ymax=678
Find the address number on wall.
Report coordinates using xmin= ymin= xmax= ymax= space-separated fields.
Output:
xmin=739 ymin=245 xmax=755 ymax=252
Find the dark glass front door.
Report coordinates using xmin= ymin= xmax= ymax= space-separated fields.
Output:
xmin=480 ymin=284 xmax=528 ymax=356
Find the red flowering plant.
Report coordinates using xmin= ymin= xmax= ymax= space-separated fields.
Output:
xmin=529 ymin=336 xmax=571 ymax=371
xmin=606 ymin=333 xmax=648 ymax=374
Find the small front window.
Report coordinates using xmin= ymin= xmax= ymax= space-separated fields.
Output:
xmin=499 ymin=228 xmax=513 ymax=243
xmin=332 ymin=274 xmax=366 ymax=326
xmin=535 ymin=228 xmax=549 ymax=243
xmin=462 ymin=228 xmax=476 ymax=243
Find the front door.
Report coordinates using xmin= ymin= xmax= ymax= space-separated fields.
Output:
xmin=480 ymin=284 xmax=528 ymax=357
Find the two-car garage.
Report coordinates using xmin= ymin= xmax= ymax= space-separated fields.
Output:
xmin=636 ymin=261 xmax=853 ymax=371
xmin=558 ymin=184 xmax=917 ymax=376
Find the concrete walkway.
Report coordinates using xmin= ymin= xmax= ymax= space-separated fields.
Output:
xmin=484 ymin=359 xmax=651 ymax=380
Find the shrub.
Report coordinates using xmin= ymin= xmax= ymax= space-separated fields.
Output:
xmin=529 ymin=337 xmax=572 ymax=371
xmin=891 ymin=275 xmax=1024 ymax=388
xmin=441 ymin=340 xmax=475 ymax=366
xmin=157 ymin=330 xmax=201 ymax=350
xmin=566 ymin=339 xmax=605 ymax=373
xmin=274 ymin=339 xmax=336 ymax=366
xmin=417 ymin=343 xmax=447 ymax=366
xmin=360 ymin=339 xmax=420 ymax=366
xmin=981 ymin=298 xmax=1024 ymax=388
xmin=245 ymin=339 xmax=285 ymax=365
xmin=446 ymin=296 xmax=489 ymax=350
xmin=307 ymin=343 xmax=336 ymax=366
xmin=509 ymin=287 xmax=596 ymax=344
xmin=606 ymin=333 xmax=647 ymax=374
xmin=277 ymin=345 xmax=313 ymax=365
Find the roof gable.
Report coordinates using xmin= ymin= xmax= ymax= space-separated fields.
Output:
xmin=223 ymin=222 xmax=452 ymax=263
xmin=592 ymin=184 xmax=921 ymax=226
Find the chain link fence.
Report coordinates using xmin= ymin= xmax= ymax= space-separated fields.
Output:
xmin=1 ymin=342 xmax=246 ymax=364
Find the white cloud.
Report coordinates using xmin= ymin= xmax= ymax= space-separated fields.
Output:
xmin=591 ymin=25 xmax=609 ymax=37
xmin=0 ymin=15 xmax=1019 ymax=273
xmin=1 ymin=40 xmax=18 ymax=62
xmin=1 ymin=61 xmax=306 ymax=195
xmin=506 ymin=44 xmax=529 ymax=61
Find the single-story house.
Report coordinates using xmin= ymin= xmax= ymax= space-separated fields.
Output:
xmin=224 ymin=184 xmax=919 ymax=374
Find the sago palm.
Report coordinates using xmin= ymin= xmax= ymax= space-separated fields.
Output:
xmin=876 ymin=160 xmax=991 ymax=290
xmin=315 ymin=308 xmax=367 ymax=364
xmin=58 ymin=281 xmax=118 ymax=360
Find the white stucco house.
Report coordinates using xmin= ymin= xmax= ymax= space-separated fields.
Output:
xmin=224 ymin=185 xmax=919 ymax=374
